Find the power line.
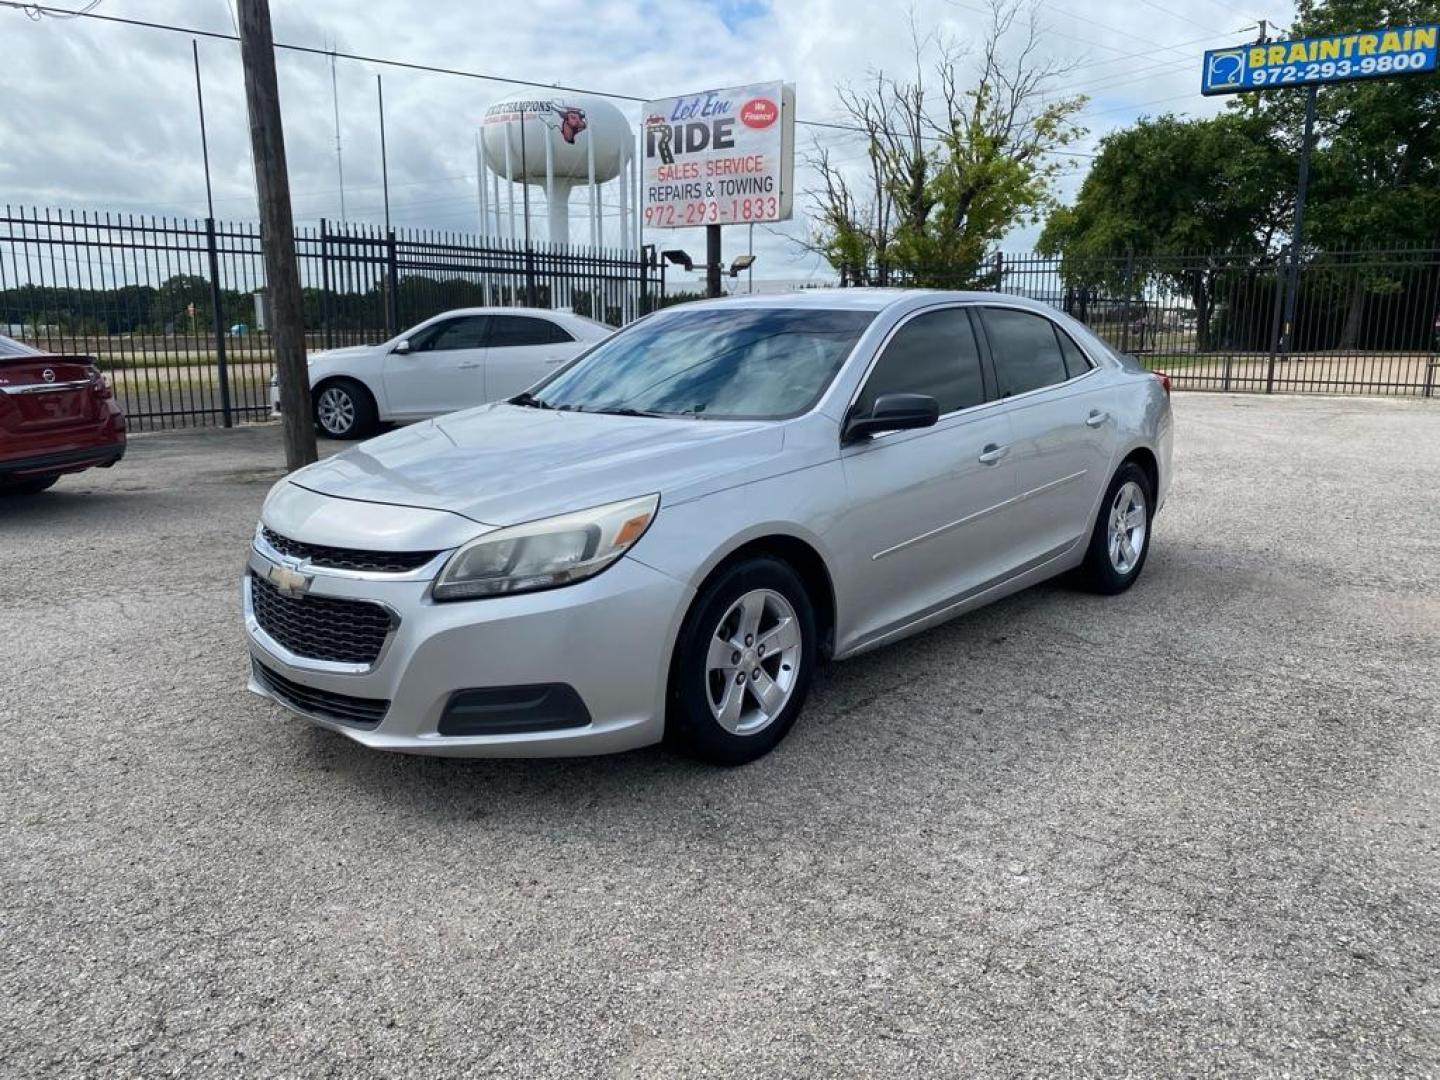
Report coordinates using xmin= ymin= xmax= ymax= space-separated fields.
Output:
xmin=3 ymin=0 xmax=1209 ymax=160
xmin=1134 ymin=0 xmax=1229 ymax=35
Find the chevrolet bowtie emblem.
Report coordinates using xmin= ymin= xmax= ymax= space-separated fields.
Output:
xmin=267 ymin=562 xmax=312 ymax=597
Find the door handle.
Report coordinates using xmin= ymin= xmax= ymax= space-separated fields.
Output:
xmin=978 ymin=443 xmax=1010 ymax=465
xmin=458 ymin=361 xmax=482 ymax=370
xmin=543 ymin=356 xmax=566 ymax=365
xmin=1085 ymin=409 xmax=1110 ymax=427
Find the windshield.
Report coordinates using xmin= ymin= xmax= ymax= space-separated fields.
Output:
xmin=529 ymin=307 xmax=875 ymax=420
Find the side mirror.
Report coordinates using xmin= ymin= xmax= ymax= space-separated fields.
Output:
xmin=392 ymin=338 xmax=412 ymax=354
xmin=843 ymin=392 xmax=940 ymax=444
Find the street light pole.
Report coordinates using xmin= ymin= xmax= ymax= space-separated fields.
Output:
xmin=705 ymin=223 xmax=721 ymax=298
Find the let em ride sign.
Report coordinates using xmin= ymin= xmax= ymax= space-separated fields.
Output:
xmin=1202 ymin=24 xmax=1439 ymax=94
xmin=641 ymin=82 xmax=796 ymax=228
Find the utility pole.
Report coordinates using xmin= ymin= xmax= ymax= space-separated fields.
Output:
xmin=238 ymin=0 xmax=317 ymax=469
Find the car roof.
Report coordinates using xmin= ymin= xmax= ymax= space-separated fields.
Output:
xmin=431 ymin=307 xmax=585 ymax=320
xmin=663 ymin=289 xmax=1056 ymax=315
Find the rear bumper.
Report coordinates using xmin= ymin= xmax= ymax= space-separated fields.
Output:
xmin=0 ymin=438 xmax=125 ymax=480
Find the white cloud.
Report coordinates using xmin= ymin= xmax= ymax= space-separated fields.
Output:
xmin=1 ymin=0 xmax=1286 ymax=276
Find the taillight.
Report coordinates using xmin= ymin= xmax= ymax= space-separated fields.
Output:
xmin=87 ymin=365 xmax=113 ymax=399
xmin=1153 ymin=371 xmax=1171 ymax=396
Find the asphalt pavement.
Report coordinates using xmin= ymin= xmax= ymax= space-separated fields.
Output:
xmin=2 ymin=393 xmax=1437 ymax=1078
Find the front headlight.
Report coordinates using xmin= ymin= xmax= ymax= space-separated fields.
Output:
xmin=432 ymin=494 xmax=659 ymax=602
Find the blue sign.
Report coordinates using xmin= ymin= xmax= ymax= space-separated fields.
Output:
xmin=1202 ymin=24 xmax=1439 ymax=95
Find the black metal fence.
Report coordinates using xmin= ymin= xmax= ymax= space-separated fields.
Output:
xmin=866 ymin=248 xmax=1440 ymax=398
xmin=0 ymin=206 xmax=659 ymax=431
xmin=4 ymin=206 xmax=1438 ymax=433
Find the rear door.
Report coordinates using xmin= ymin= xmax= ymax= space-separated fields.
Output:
xmin=977 ymin=306 xmax=1118 ymax=565
xmin=0 ymin=354 xmax=104 ymax=442
xmin=836 ymin=306 xmax=1020 ymax=651
xmin=382 ymin=315 xmax=489 ymax=418
xmin=482 ymin=314 xmax=580 ymax=401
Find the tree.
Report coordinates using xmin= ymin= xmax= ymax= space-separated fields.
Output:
xmin=1242 ymin=0 xmax=1440 ymax=346
xmin=1038 ymin=112 xmax=1291 ymax=349
xmin=806 ymin=3 xmax=1087 ymax=288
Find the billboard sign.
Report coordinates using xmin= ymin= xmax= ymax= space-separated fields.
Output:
xmin=1202 ymin=24 xmax=1439 ymax=94
xmin=641 ymin=82 xmax=795 ymax=228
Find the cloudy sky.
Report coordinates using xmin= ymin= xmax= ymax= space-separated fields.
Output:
xmin=2 ymin=0 xmax=1291 ymax=282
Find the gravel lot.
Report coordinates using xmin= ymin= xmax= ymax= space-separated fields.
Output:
xmin=3 ymin=393 xmax=1438 ymax=1078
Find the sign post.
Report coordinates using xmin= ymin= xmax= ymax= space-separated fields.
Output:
xmin=1201 ymin=24 xmax=1439 ymax=361
xmin=1280 ymin=85 xmax=1318 ymax=358
xmin=640 ymin=82 xmax=795 ymax=297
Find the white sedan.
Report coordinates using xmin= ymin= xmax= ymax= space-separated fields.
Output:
xmin=275 ymin=308 xmax=613 ymax=438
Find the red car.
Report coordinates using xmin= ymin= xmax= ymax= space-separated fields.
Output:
xmin=0 ymin=335 xmax=125 ymax=495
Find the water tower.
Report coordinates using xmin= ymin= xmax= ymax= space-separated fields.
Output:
xmin=478 ymin=94 xmax=635 ymax=249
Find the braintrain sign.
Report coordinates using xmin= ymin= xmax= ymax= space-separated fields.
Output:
xmin=640 ymin=82 xmax=795 ymax=228
xmin=1202 ymin=24 xmax=1439 ymax=94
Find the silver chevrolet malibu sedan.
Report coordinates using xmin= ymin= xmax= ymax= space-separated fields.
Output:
xmin=244 ymin=290 xmax=1173 ymax=765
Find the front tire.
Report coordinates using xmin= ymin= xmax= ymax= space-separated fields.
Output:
xmin=667 ymin=556 xmax=817 ymax=766
xmin=313 ymin=378 xmax=379 ymax=440
xmin=1078 ymin=462 xmax=1154 ymax=594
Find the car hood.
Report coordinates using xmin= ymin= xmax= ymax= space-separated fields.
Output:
xmin=287 ymin=402 xmax=785 ymax=525
xmin=308 ymin=344 xmax=380 ymax=364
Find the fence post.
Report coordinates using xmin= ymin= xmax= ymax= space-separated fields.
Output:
xmin=320 ymin=217 xmax=333 ymax=351
xmin=639 ymin=246 xmax=650 ymax=315
xmin=992 ymin=251 xmax=1004 ymax=291
xmin=1265 ymin=254 xmax=1285 ymax=393
xmin=203 ymin=217 xmax=234 ymax=428
xmin=1120 ymin=250 xmax=1134 ymax=355
xmin=385 ymin=228 xmax=399 ymax=336
xmin=523 ymin=244 xmax=537 ymax=308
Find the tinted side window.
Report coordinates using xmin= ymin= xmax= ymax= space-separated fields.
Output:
xmin=855 ymin=308 xmax=985 ymax=417
xmin=1056 ymin=327 xmax=1093 ymax=378
xmin=487 ymin=315 xmax=574 ymax=347
xmin=982 ymin=308 xmax=1068 ymax=396
xmin=417 ymin=316 xmax=489 ymax=351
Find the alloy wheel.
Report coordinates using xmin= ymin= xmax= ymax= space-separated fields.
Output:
xmin=317 ymin=386 xmax=355 ymax=436
xmin=704 ymin=588 xmax=803 ymax=736
xmin=1107 ymin=480 xmax=1148 ymax=575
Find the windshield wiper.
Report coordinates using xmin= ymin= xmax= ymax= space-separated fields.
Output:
xmin=588 ymin=406 xmax=668 ymax=418
xmin=510 ymin=391 xmax=554 ymax=410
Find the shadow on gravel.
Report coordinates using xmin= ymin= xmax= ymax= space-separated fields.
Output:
xmin=278 ymin=584 xmax=1087 ymax=822
xmin=0 ymin=488 xmax=140 ymax=519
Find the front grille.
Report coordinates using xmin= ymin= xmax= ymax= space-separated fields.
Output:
xmin=260 ymin=527 xmax=439 ymax=573
xmin=252 ymin=660 xmax=389 ymax=727
xmin=249 ymin=572 xmax=394 ymax=665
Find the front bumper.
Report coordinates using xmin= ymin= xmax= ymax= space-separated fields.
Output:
xmin=243 ymin=539 xmax=690 ymax=757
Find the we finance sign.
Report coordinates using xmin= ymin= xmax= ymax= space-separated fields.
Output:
xmin=1202 ymin=24 xmax=1439 ymax=94
xmin=641 ymin=82 xmax=795 ymax=228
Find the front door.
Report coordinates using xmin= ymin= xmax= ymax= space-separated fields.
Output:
xmin=382 ymin=315 xmax=489 ymax=418
xmin=835 ymin=306 xmax=1021 ymax=652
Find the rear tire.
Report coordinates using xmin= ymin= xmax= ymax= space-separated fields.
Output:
xmin=313 ymin=378 xmax=379 ymax=440
xmin=0 ymin=475 xmax=59 ymax=495
xmin=1078 ymin=461 xmax=1153 ymax=594
xmin=667 ymin=556 xmax=817 ymax=766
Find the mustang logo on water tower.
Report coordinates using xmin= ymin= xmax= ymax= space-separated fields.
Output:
xmin=478 ymin=94 xmax=635 ymax=247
